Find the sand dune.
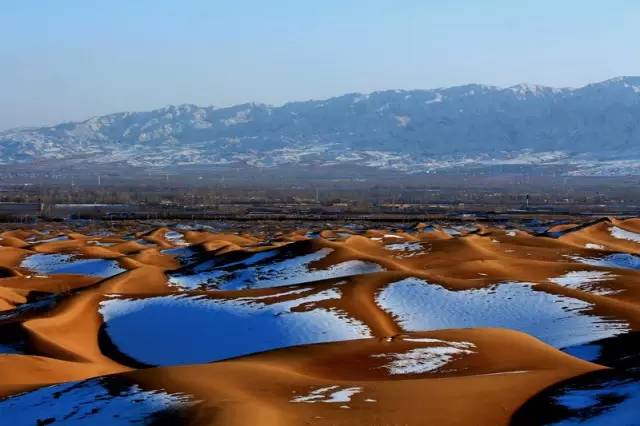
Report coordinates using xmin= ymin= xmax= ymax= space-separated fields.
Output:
xmin=1 ymin=217 xmax=640 ymax=424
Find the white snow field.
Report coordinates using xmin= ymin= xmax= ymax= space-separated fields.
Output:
xmin=376 ymin=278 xmax=628 ymax=349
xmin=100 ymin=288 xmax=371 ymax=366
xmin=20 ymin=253 xmax=126 ymax=278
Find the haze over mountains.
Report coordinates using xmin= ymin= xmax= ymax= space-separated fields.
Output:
xmin=2 ymin=76 xmax=640 ymax=176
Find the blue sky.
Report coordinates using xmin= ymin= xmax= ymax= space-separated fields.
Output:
xmin=1 ymin=0 xmax=638 ymax=129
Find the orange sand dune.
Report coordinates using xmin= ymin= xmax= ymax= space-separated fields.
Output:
xmin=560 ymin=218 xmax=640 ymax=254
xmin=81 ymin=329 xmax=600 ymax=426
xmin=30 ymin=239 xmax=86 ymax=253
xmin=109 ymin=240 xmax=158 ymax=254
xmin=1 ymin=219 xmax=640 ymax=424
xmin=0 ymin=275 xmax=98 ymax=293
xmin=0 ymin=247 xmax=31 ymax=268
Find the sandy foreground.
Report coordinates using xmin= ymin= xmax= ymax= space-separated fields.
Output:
xmin=0 ymin=218 xmax=640 ymax=425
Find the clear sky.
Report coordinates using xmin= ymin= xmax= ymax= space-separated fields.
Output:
xmin=1 ymin=0 xmax=639 ymax=130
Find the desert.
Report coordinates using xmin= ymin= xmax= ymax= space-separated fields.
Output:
xmin=0 ymin=217 xmax=639 ymax=424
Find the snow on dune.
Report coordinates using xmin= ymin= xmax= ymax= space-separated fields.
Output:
xmin=0 ymin=378 xmax=193 ymax=425
xmin=373 ymin=340 xmax=476 ymax=375
xmin=290 ymin=386 xmax=362 ymax=403
xmin=100 ymin=288 xmax=371 ymax=366
xmin=164 ymin=230 xmax=187 ymax=245
xmin=169 ymin=248 xmax=383 ymax=290
xmin=168 ymin=249 xmax=279 ymax=288
xmin=523 ymin=371 xmax=640 ymax=425
xmin=27 ymin=235 xmax=69 ymax=244
xmin=551 ymin=381 xmax=640 ymax=425
xmin=376 ymin=278 xmax=628 ymax=348
xmin=161 ymin=246 xmax=201 ymax=265
xmin=571 ymin=253 xmax=640 ymax=270
xmin=584 ymin=243 xmax=605 ymax=250
xmin=562 ymin=343 xmax=602 ymax=362
xmin=549 ymin=271 xmax=619 ymax=295
xmin=385 ymin=242 xmax=426 ymax=259
xmin=20 ymin=253 xmax=125 ymax=278
xmin=385 ymin=242 xmax=424 ymax=252
xmin=609 ymin=226 xmax=640 ymax=243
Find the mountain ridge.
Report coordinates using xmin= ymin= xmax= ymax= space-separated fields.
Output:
xmin=2 ymin=76 xmax=640 ymax=176
xmin=6 ymin=76 xmax=640 ymax=132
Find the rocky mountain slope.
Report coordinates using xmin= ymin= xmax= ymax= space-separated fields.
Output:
xmin=2 ymin=77 xmax=639 ymax=175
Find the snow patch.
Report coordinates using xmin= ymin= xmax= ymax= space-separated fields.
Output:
xmin=585 ymin=243 xmax=605 ymax=250
xmin=373 ymin=341 xmax=476 ymax=375
xmin=164 ymin=230 xmax=187 ymax=245
xmin=376 ymin=278 xmax=628 ymax=348
xmin=169 ymin=248 xmax=383 ymax=290
xmin=291 ymin=386 xmax=362 ymax=403
xmin=571 ymin=254 xmax=640 ymax=270
xmin=100 ymin=288 xmax=371 ymax=366
xmin=549 ymin=271 xmax=620 ymax=295
xmin=0 ymin=378 xmax=193 ymax=425
xmin=20 ymin=253 xmax=125 ymax=278
xmin=609 ymin=226 xmax=640 ymax=243
xmin=385 ymin=242 xmax=423 ymax=252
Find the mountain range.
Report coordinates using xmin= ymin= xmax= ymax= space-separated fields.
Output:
xmin=2 ymin=76 xmax=640 ymax=176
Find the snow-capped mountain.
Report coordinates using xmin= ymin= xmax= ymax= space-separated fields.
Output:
xmin=2 ymin=77 xmax=640 ymax=175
